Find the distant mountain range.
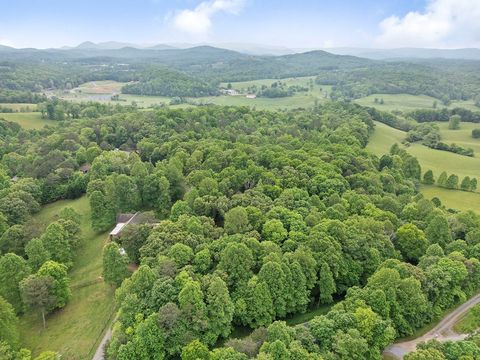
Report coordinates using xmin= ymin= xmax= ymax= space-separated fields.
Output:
xmin=2 ymin=41 xmax=480 ymax=61
xmin=323 ymin=47 xmax=480 ymax=60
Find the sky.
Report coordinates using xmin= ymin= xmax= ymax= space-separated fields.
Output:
xmin=1 ymin=0 xmax=480 ymax=49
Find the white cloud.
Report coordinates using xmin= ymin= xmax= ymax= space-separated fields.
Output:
xmin=376 ymin=0 xmax=480 ymax=48
xmin=171 ymin=0 xmax=246 ymax=38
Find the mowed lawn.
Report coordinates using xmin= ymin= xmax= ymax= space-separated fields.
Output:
xmin=0 ymin=112 xmax=56 ymax=130
xmin=19 ymin=196 xmax=115 ymax=360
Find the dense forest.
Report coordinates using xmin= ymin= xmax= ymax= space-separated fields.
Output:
xmin=1 ymin=102 xmax=480 ymax=358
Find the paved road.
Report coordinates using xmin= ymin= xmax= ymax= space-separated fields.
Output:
xmin=384 ymin=293 xmax=480 ymax=359
xmin=92 ymin=326 xmax=113 ymax=360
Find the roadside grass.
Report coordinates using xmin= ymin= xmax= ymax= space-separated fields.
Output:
xmin=0 ymin=112 xmax=55 ymax=130
xmin=18 ymin=196 xmax=115 ymax=360
xmin=396 ymin=301 xmax=466 ymax=343
xmin=453 ymin=304 xmax=480 ymax=334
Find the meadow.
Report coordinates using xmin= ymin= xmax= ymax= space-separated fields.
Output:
xmin=0 ymin=103 xmax=37 ymax=111
xmin=367 ymin=121 xmax=480 ymax=181
xmin=355 ymin=93 xmax=479 ymax=112
xmin=18 ymin=196 xmax=115 ymax=359
xmin=0 ymin=112 xmax=55 ymax=130
xmin=54 ymin=78 xmax=331 ymax=110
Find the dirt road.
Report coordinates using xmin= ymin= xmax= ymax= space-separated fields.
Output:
xmin=383 ymin=293 xmax=480 ymax=359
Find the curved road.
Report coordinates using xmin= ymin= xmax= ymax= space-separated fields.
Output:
xmin=384 ymin=293 xmax=480 ymax=359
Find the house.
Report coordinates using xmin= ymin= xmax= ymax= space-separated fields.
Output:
xmin=222 ymin=89 xmax=239 ymax=96
xmin=109 ymin=212 xmax=158 ymax=240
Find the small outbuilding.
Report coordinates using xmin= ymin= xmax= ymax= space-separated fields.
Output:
xmin=109 ymin=212 xmax=158 ymax=240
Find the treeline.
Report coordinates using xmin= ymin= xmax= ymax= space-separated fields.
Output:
xmin=256 ymin=81 xmax=309 ymax=98
xmin=405 ymin=335 xmax=480 ymax=359
xmin=37 ymin=98 xmax=138 ymax=121
xmin=0 ymin=89 xmax=47 ymax=104
xmin=406 ymin=123 xmax=474 ymax=157
xmin=423 ymin=170 xmax=478 ymax=192
xmin=408 ymin=107 xmax=480 ymax=123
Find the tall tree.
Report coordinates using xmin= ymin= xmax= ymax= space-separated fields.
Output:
xmin=448 ymin=115 xmax=461 ymax=130
xmin=205 ymin=275 xmax=234 ymax=344
xmin=102 ymin=242 xmax=130 ymax=287
xmin=0 ymin=253 xmax=30 ymax=313
xmin=19 ymin=275 xmax=56 ymax=329
xmin=40 ymin=222 xmax=71 ymax=266
xmin=25 ymin=238 xmax=50 ymax=271
xmin=89 ymin=190 xmax=116 ymax=232
xmin=318 ymin=261 xmax=336 ymax=305
xmin=396 ymin=223 xmax=428 ymax=262
xmin=437 ymin=171 xmax=448 ymax=187
xmin=37 ymin=261 xmax=71 ymax=310
xmin=0 ymin=295 xmax=18 ymax=347
xmin=423 ymin=170 xmax=435 ymax=185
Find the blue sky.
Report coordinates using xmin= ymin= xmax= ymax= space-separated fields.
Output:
xmin=0 ymin=0 xmax=479 ymax=49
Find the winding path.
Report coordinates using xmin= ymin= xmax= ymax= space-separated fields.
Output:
xmin=383 ymin=293 xmax=480 ymax=359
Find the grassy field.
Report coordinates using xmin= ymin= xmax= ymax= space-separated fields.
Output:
xmin=368 ymin=121 xmax=480 ymax=213
xmin=54 ymin=79 xmax=330 ymax=110
xmin=0 ymin=112 xmax=55 ymax=130
xmin=0 ymin=103 xmax=37 ymax=111
xmin=355 ymin=93 xmax=479 ymax=112
xmin=367 ymin=121 xmax=480 ymax=181
xmin=421 ymin=185 xmax=480 ymax=213
xmin=355 ymin=94 xmax=440 ymax=112
xmin=18 ymin=196 xmax=115 ymax=360
xmin=366 ymin=121 xmax=406 ymax=156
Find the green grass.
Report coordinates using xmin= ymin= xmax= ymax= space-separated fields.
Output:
xmin=366 ymin=121 xmax=406 ymax=156
xmin=368 ymin=121 xmax=480 ymax=183
xmin=435 ymin=121 xmax=480 ymax=155
xmin=355 ymin=93 xmax=480 ymax=113
xmin=355 ymin=93 xmax=441 ymax=112
xmin=368 ymin=121 xmax=480 ymax=213
xmin=453 ymin=304 xmax=480 ymax=334
xmin=18 ymin=196 xmax=115 ymax=360
xmin=284 ymin=303 xmax=332 ymax=326
xmin=0 ymin=112 xmax=55 ymax=130
xmin=0 ymin=103 xmax=37 ymax=111
xmin=52 ymin=78 xmax=331 ymax=110
xmin=421 ymin=185 xmax=480 ymax=213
